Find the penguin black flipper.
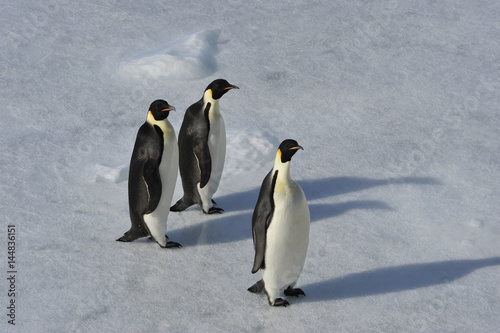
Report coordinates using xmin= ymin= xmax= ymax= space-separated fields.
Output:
xmin=251 ymin=169 xmax=278 ymax=274
xmin=193 ymin=138 xmax=212 ymax=189
xmin=141 ymin=124 xmax=164 ymax=214
xmin=142 ymin=158 xmax=162 ymax=214
xmin=195 ymin=102 xmax=213 ymax=188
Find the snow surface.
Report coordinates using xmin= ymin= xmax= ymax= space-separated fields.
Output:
xmin=2 ymin=0 xmax=500 ymax=332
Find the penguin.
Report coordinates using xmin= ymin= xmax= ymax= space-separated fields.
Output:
xmin=170 ymin=79 xmax=239 ymax=214
xmin=248 ymin=139 xmax=310 ymax=307
xmin=117 ymin=99 xmax=181 ymax=248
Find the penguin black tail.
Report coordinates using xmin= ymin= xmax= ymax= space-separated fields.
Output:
xmin=116 ymin=226 xmax=149 ymax=242
xmin=247 ymin=279 xmax=265 ymax=294
xmin=116 ymin=235 xmax=132 ymax=242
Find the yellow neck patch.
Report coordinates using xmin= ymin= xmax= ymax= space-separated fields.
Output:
xmin=278 ymin=149 xmax=282 ymax=160
xmin=147 ymin=110 xmax=155 ymax=123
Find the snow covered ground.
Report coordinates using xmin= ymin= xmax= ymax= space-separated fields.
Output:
xmin=2 ymin=0 xmax=500 ymax=332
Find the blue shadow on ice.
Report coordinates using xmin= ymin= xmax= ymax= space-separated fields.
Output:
xmin=308 ymin=201 xmax=393 ymax=222
xmin=302 ymin=257 xmax=500 ymax=302
xmin=171 ymin=176 xmax=438 ymax=246
xmin=170 ymin=201 xmax=392 ymax=246
xmin=216 ymin=176 xmax=441 ymax=211
xmin=170 ymin=211 xmax=252 ymax=247
xmin=300 ymin=176 xmax=441 ymax=199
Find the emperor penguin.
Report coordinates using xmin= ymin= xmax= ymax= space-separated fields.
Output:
xmin=170 ymin=79 xmax=239 ymax=214
xmin=248 ymin=139 xmax=310 ymax=307
xmin=117 ymin=99 xmax=181 ymax=248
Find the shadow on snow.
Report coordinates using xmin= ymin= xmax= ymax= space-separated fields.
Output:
xmin=301 ymin=257 xmax=500 ymax=302
xmin=216 ymin=175 xmax=440 ymax=211
xmin=169 ymin=176 xmax=439 ymax=246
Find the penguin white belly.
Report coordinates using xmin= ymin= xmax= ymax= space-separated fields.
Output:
xmin=262 ymin=181 xmax=310 ymax=299
xmin=144 ymin=120 xmax=179 ymax=247
xmin=197 ymin=102 xmax=226 ymax=211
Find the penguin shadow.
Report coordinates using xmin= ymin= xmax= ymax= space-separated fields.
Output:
xmin=303 ymin=176 xmax=440 ymax=221
xmin=301 ymin=257 xmax=500 ymax=303
xmin=300 ymin=176 xmax=441 ymax=200
xmin=308 ymin=201 xmax=393 ymax=222
xmin=216 ymin=176 xmax=441 ymax=211
xmin=171 ymin=176 xmax=440 ymax=246
xmin=170 ymin=211 xmax=252 ymax=247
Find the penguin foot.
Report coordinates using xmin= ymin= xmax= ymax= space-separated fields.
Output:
xmin=206 ymin=207 xmax=224 ymax=214
xmin=164 ymin=241 xmax=182 ymax=248
xmin=271 ymin=298 xmax=290 ymax=307
xmin=170 ymin=198 xmax=192 ymax=212
xmin=284 ymin=286 xmax=305 ymax=298
xmin=247 ymin=280 xmax=264 ymax=293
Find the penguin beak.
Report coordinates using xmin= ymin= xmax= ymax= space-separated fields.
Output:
xmin=224 ymin=84 xmax=239 ymax=90
xmin=161 ymin=106 xmax=176 ymax=112
xmin=290 ymin=145 xmax=304 ymax=151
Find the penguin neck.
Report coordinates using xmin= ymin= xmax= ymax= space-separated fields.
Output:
xmin=272 ymin=151 xmax=292 ymax=182
xmin=147 ymin=110 xmax=169 ymax=132
xmin=147 ymin=110 xmax=156 ymax=124
xmin=203 ymin=89 xmax=220 ymax=115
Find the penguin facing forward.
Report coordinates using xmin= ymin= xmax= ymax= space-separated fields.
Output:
xmin=117 ymin=100 xmax=181 ymax=248
xmin=248 ymin=139 xmax=310 ymax=307
xmin=170 ymin=79 xmax=239 ymax=214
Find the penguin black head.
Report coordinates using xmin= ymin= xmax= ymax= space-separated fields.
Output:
xmin=278 ymin=139 xmax=304 ymax=163
xmin=205 ymin=79 xmax=239 ymax=100
xmin=149 ymin=99 xmax=175 ymax=121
